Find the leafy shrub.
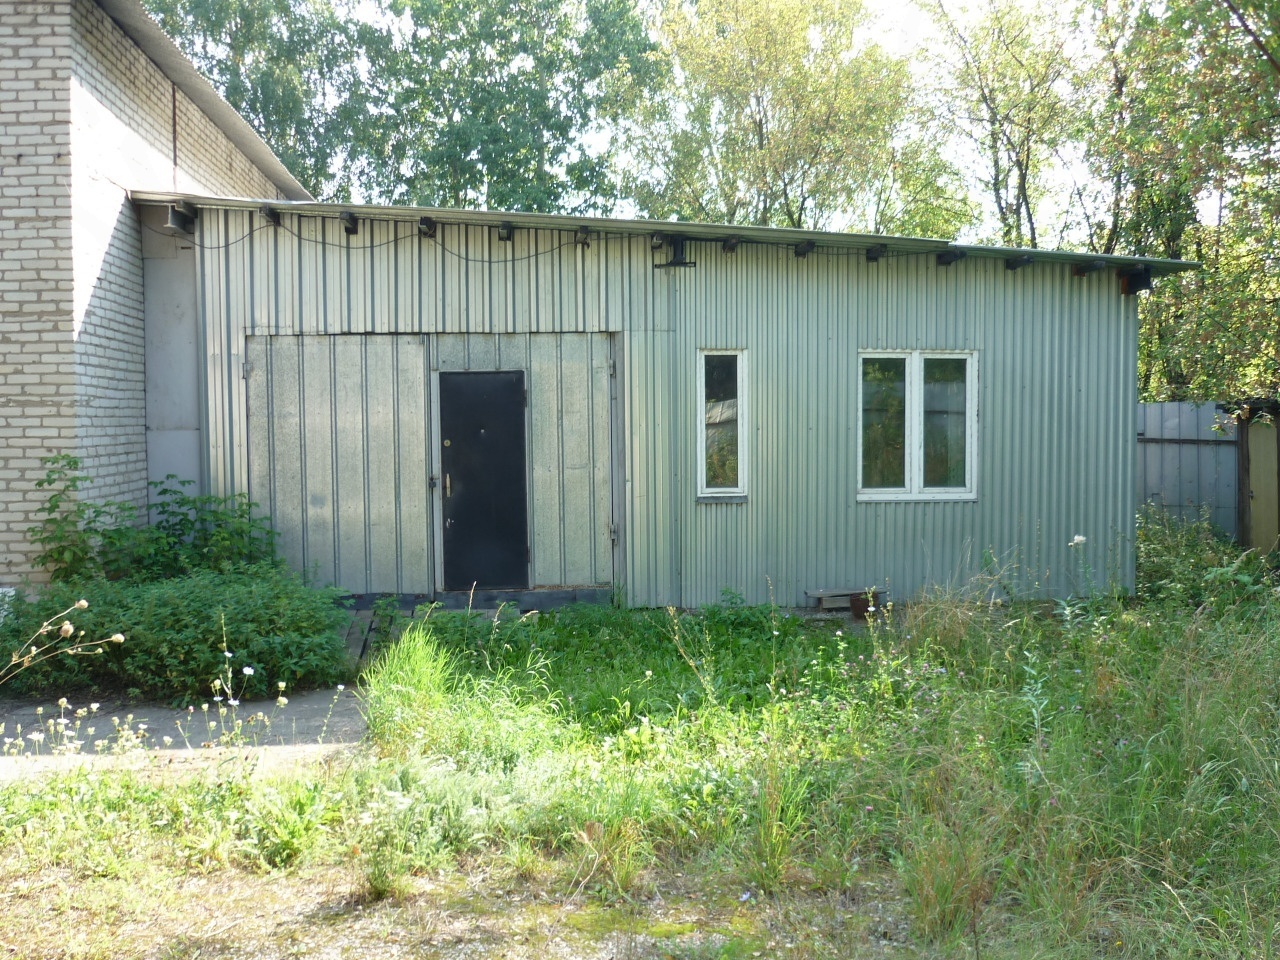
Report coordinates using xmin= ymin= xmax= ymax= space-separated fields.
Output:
xmin=0 ymin=565 xmax=350 ymax=701
xmin=29 ymin=456 xmax=276 ymax=583
xmin=29 ymin=455 xmax=136 ymax=581
xmin=133 ymin=476 xmax=276 ymax=578
xmin=1136 ymin=504 xmax=1274 ymax=606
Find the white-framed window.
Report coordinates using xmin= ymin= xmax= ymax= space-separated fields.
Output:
xmin=858 ymin=350 xmax=978 ymax=501
xmin=698 ymin=349 xmax=746 ymax=497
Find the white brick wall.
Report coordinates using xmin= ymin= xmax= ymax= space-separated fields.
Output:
xmin=0 ymin=0 xmax=288 ymax=585
xmin=0 ymin=0 xmax=76 ymax=586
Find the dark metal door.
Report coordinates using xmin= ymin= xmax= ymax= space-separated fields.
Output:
xmin=439 ymin=371 xmax=529 ymax=590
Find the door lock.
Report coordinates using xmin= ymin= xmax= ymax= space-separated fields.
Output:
xmin=444 ymin=473 xmax=452 ymax=498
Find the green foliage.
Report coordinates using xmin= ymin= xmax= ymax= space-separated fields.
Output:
xmin=621 ymin=0 xmax=971 ymax=233
xmin=7 ymin=576 xmax=1280 ymax=954
xmin=147 ymin=0 xmax=654 ymax=211
xmin=918 ymin=0 xmax=1279 ymax=400
xmin=361 ymin=618 xmax=573 ymax=769
xmin=362 ymin=0 xmax=653 ymax=212
xmin=1136 ymin=505 xmax=1274 ymax=606
xmin=742 ymin=719 xmax=811 ymax=893
xmin=1091 ymin=0 xmax=1280 ymax=401
xmin=0 ymin=566 xmax=349 ymax=701
xmin=140 ymin=476 xmax=277 ymax=578
xmin=29 ymin=455 xmax=138 ymax=582
xmin=240 ymin=779 xmax=334 ymax=869
xmin=923 ymin=0 xmax=1072 ymax=248
xmin=142 ymin=0 xmax=372 ymax=199
xmin=29 ymin=457 xmax=276 ymax=583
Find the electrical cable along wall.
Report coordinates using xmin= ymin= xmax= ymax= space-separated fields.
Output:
xmin=148 ymin=196 xmax=1191 ymax=605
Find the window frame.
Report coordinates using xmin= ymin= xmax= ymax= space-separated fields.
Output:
xmin=697 ymin=348 xmax=747 ymax=499
xmin=856 ymin=349 xmax=978 ymax=502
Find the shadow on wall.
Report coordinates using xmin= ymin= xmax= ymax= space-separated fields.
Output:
xmin=72 ymin=194 xmax=150 ymax=514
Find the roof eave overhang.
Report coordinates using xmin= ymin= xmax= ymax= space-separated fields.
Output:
xmin=130 ymin=191 xmax=1201 ymax=278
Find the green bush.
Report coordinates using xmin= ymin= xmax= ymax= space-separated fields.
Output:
xmin=29 ymin=456 xmax=276 ymax=583
xmin=1136 ymin=504 xmax=1274 ymax=606
xmin=0 ymin=564 xmax=350 ymax=701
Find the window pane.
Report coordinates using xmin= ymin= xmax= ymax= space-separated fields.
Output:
xmin=923 ymin=357 xmax=967 ymax=488
xmin=862 ymin=357 xmax=906 ymax=488
xmin=705 ymin=354 xmax=738 ymax=488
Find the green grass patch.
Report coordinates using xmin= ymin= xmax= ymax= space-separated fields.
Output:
xmin=2 ymin=511 xmax=1277 ymax=956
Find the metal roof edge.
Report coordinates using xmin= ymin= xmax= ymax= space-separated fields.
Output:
xmin=94 ymin=0 xmax=313 ymax=202
xmin=950 ymin=242 xmax=1199 ymax=278
xmin=130 ymin=192 xmax=1200 ymax=275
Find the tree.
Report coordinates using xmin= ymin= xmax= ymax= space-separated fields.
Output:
xmin=1085 ymin=0 xmax=1280 ymax=399
xmin=143 ymin=0 xmax=371 ymax=200
xmin=1070 ymin=0 xmax=1202 ymax=259
xmin=924 ymin=0 xmax=1074 ymax=248
xmin=146 ymin=0 xmax=653 ymax=211
xmin=356 ymin=0 xmax=653 ymax=212
xmin=619 ymin=0 xmax=971 ymax=234
xmin=923 ymin=0 xmax=1278 ymax=399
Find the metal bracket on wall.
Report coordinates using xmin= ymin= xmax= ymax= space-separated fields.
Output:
xmin=166 ymin=202 xmax=196 ymax=235
xmin=654 ymin=235 xmax=696 ymax=269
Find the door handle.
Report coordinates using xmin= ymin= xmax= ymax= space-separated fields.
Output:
xmin=445 ymin=473 xmax=451 ymax=498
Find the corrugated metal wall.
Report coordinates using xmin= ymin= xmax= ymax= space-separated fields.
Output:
xmin=1136 ymin=402 xmax=1237 ymax=536
xmin=434 ymin=333 xmax=614 ymax=589
xmin=201 ymin=210 xmax=625 ymax=594
xmin=625 ymin=242 xmax=1138 ymax=606
xmin=198 ymin=208 xmax=1140 ymax=605
xmin=245 ymin=333 xmax=614 ymax=593
xmin=199 ymin=209 xmax=650 ymax=497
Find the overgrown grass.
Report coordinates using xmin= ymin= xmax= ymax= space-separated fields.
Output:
xmin=2 ymin=512 xmax=1277 ymax=956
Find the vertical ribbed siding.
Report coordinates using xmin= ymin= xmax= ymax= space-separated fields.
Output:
xmin=244 ymin=333 xmax=614 ymax=594
xmin=434 ymin=333 xmax=614 ymax=588
xmin=246 ymin=335 xmax=435 ymax=594
xmin=203 ymin=210 xmax=1139 ymax=606
xmin=625 ymin=242 xmax=1138 ymax=607
xmin=202 ymin=212 xmax=641 ymax=592
xmin=203 ymin=210 xmax=646 ymax=338
xmin=1136 ymin=402 xmax=1237 ymax=536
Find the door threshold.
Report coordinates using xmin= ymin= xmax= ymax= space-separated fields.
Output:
xmin=434 ymin=587 xmax=613 ymax=612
